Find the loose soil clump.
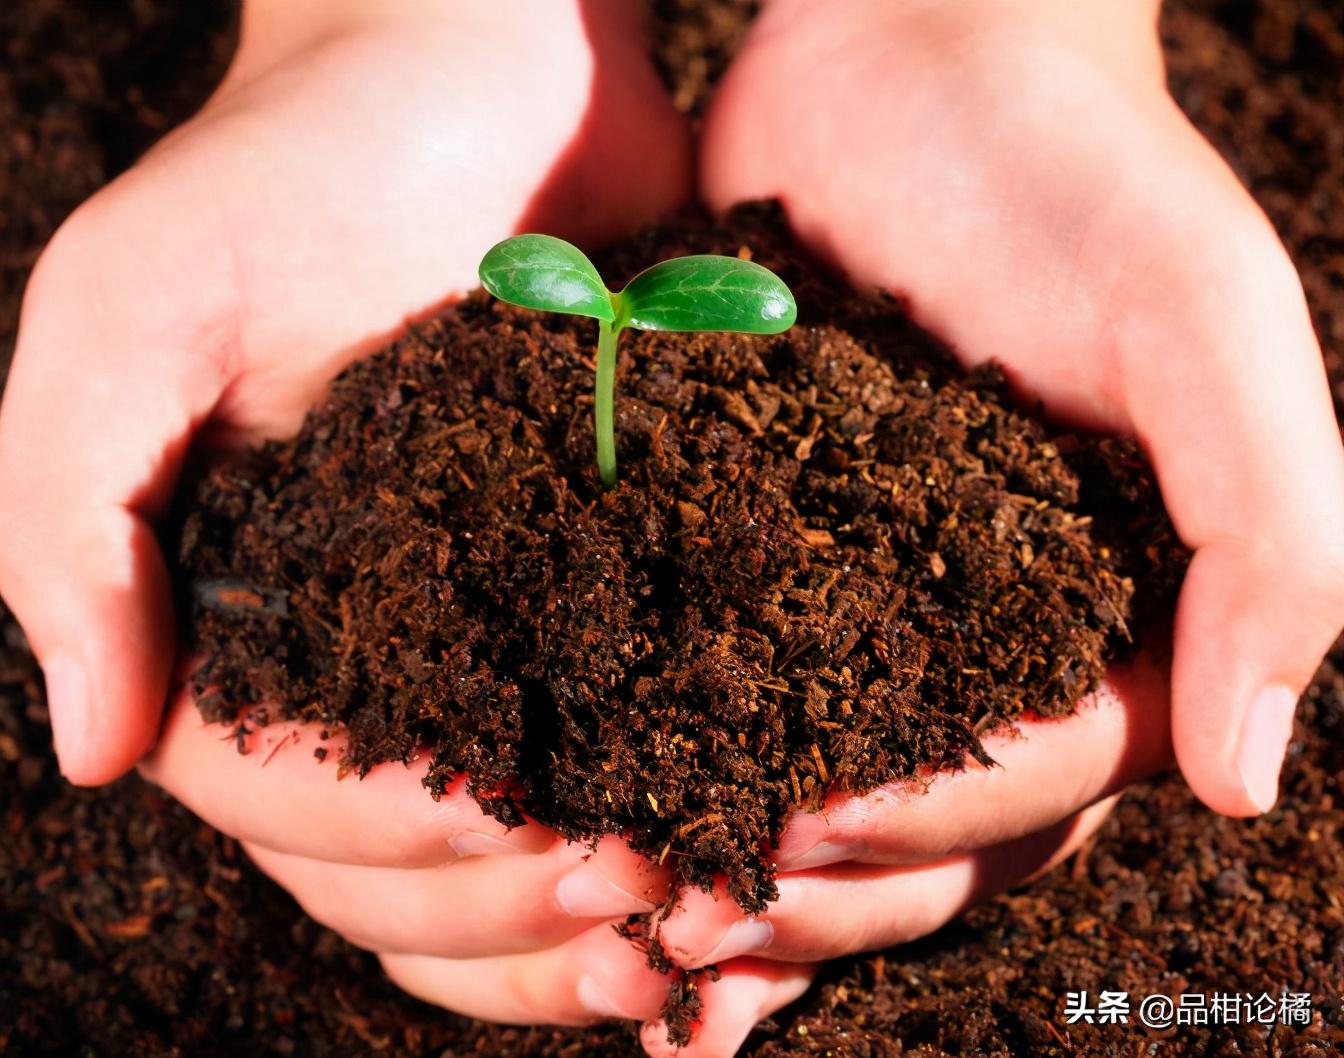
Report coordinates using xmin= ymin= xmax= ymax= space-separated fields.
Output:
xmin=176 ymin=206 xmax=1184 ymax=912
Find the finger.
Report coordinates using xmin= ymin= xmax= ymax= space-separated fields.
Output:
xmin=140 ymin=689 xmax=554 ymax=866
xmin=658 ymin=796 xmax=1118 ymax=969
xmin=243 ymin=835 xmax=669 ymax=959
xmin=770 ymin=652 xmax=1169 ymax=871
xmin=379 ymin=923 xmax=669 ymax=1026
xmin=0 ymin=508 xmax=175 ymax=786
xmin=1122 ymin=166 xmax=1344 ymax=816
xmin=1170 ymin=542 xmax=1336 ymax=816
xmin=0 ymin=190 xmax=239 ymax=784
xmin=639 ymin=959 xmax=817 ymax=1058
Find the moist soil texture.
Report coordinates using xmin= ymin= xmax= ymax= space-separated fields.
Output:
xmin=176 ymin=206 xmax=1183 ymax=914
xmin=3 ymin=1 xmax=1344 ymax=1056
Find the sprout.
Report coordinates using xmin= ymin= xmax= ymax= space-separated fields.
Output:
xmin=479 ymin=234 xmax=797 ymax=487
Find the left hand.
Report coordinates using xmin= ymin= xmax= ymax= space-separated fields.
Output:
xmin=5 ymin=0 xmax=711 ymax=1041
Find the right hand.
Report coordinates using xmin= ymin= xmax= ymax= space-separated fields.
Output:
xmin=0 ymin=0 xmax=694 ymax=1032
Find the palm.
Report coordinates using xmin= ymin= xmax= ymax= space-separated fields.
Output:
xmin=711 ymin=2 xmax=1251 ymax=423
xmin=703 ymin=0 xmax=1344 ymax=822
xmin=99 ymin=5 xmax=691 ymax=442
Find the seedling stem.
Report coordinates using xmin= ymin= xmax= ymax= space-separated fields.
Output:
xmin=479 ymin=234 xmax=796 ymax=488
xmin=595 ymin=318 xmax=619 ymax=486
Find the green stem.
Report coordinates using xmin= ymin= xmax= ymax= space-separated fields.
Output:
xmin=595 ymin=319 xmax=620 ymax=488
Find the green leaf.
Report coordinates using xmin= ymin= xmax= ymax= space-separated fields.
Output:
xmin=616 ymin=255 xmax=797 ymax=334
xmin=479 ymin=234 xmax=615 ymax=323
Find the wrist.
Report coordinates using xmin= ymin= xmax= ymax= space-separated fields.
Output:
xmin=974 ymin=0 xmax=1163 ymax=71
xmin=217 ymin=0 xmax=597 ymax=105
xmin=227 ymin=0 xmax=451 ymax=78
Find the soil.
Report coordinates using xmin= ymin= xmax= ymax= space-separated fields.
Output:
xmin=3 ymin=1 xmax=1344 ymax=1057
xmin=0 ymin=0 xmax=238 ymax=387
xmin=176 ymin=206 xmax=1182 ymax=914
xmin=645 ymin=0 xmax=760 ymax=114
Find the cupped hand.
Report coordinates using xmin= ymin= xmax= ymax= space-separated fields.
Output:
xmin=0 ymin=0 xmax=689 ymax=786
xmin=141 ymin=692 xmax=680 ymax=1026
xmin=703 ymin=0 xmax=1344 ymax=820
xmin=640 ymin=0 xmax=1344 ymax=1050
xmin=15 ymin=0 xmax=1344 ymax=1052
xmin=0 ymin=0 xmax=701 ymax=1040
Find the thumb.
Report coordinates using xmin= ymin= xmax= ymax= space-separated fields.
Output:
xmin=1121 ymin=190 xmax=1344 ymax=817
xmin=1172 ymin=539 xmax=1339 ymax=815
xmin=0 ymin=188 xmax=235 ymax=784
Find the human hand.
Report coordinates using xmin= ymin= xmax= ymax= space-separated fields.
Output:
xmin=702 ymin=0 xmax=1344 ymax=819
xmin=1 ymin=0 xmax=701 ymax=1038
xmin=645 ymin=0 xmax=1344 ymax=1049
xmin=141 ymin=696 xmax=683 ymax=1028
xmin=0 ymin=0 xmax=689 ymax=785
xmin=639 ymin=657 xmax=1171 ymax=1057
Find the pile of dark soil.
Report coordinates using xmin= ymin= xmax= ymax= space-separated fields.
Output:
xmin=176 ymin=206 xmax=1182 ymax=912
xmin=4 ymin=1 xmax=1344 ymax=1056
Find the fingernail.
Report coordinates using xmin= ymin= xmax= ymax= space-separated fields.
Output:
xmin=449 ymin=831 xmax=533 ymax=858
xmin=1236 ymin=684 xmax=1298 ymax=813
xmin=699 ymin=918 xmax=774 ymax=965
xmin=43 ymin=653 xmax=92 ymax=779
xmin=775 ymin=839 xmax=855 ymax=871
xmin=773 ymin=812 xmax=864 ymax=871
xmin=578 ymin=974 xmax=637 ymax=1020
xmin=556 ymin=860 xmax=656 ymax=918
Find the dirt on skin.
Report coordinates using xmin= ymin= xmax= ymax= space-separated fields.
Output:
xmin=175 ymin=203 xmax=1183 ymax=915
xmin=3 ymin=1 xmax=1344 ymax=1056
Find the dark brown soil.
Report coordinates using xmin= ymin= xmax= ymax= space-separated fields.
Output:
xmin=4 ymin=1 xmax=1344 ymax=1056
xmin=645 ymin=0 xmax=760 ymax=114
xmin=176 ymin=205 xmax=1182 ymax=913
xmin=0 ymin=0 xmax=239 ymax=386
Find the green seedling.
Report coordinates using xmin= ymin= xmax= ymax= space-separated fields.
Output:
xmin=479 ymin=234 xmax=797 ymax=488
